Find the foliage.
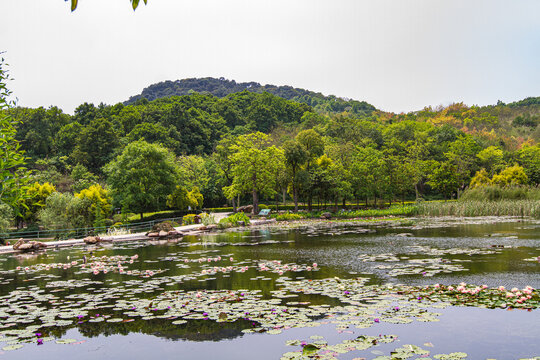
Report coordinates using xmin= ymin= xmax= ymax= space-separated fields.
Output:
xmin=200 ymin=213 xmax=216 ymax=226
xmin=71 ymin=163 xmax=99 ymax=193
xmin=19 ymin=182 xmax=56 ymax=224
xmin=5 ymin=75 xmax=540 ymax=219
xmin=224 ymin=132 xmax=285 ymax=214
xmin=218 ymin=212 xmax=251 ymax=228
xmin=416 ymin=200 xmax=540 ymax=218
xmin=491 ymin=165 xmax=528 ymax=186
xmin=126 ymin=78 xmax=376 ymax=116
xmin=0 ymin=202 xmax=13 ymax=232
xmin=105 ymin=140 xmax=179 ymax=219
xmin=182 ymin=214 xmax=198 ymax=225
xmin=75 ymin=184 xmax=112 ymax=226
xmin=167 ymin=186 xmax=204 ymax=211
xmin=460 ymin=185 xmax=540 ymax=201
xmin=67 ymin=0 xmax=147 ymax=11
xmin=38 ymin=192 xmax=94 ymax=229
xmin=0 ymin=58 xmax=31 ymax=215
xmin=469 ymin=169 xmax=491 ymax=188
xmin=274 ymin=212 xmax=305 ymax=221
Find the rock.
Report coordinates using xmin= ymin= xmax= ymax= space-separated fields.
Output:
xmin=237 ymin=205 xmax=253 ymax=214
xmin=198 ymin=226 xmax=208 ymax=231
xmin=18 ymin=243 xmax=33 ymax=250
xmin=395 ymin=233 xmax=414 ymax=237
xmin=237 ymin=221 xmax=245 ymax=226
xmin=84 ymin=236 xmax=101 ymax=244
xmin=13 ymin=238 xmax=26 ymax=250
xmin=206 ymin=224 xmax=218 ymax=230
xmin=14 ymin=240 xmax=47 ymax=252
xmin=321 ymin=212 xmax=332 ymax=220
xmin=151 ymin=221 xmax=176 ymax=232
xmin=158 ymin=230 xmax=168 ymax=237
xmin=167 ymin=230 xmax=179 ymax=236
xmin=147 ymin=232 xmax=160 ymax=238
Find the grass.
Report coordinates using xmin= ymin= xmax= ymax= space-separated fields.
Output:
xmin=270 ymin=205 xmax=418 ymax=221
xmin=415 ymin=200 xmax=540 ymax=218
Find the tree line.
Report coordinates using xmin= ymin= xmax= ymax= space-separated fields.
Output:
xmin=1 ymin=71 xmax=539 ymax=231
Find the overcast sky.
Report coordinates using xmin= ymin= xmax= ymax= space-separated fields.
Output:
xmin=1 ymin=0 xmax=539 ymax=113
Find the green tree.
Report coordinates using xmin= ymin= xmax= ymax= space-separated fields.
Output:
xmin=517 ymin=144 xmax=540 ymax=185
xmin=469 ymin=168 xmax=491 ymax=188
xmin=18 ymin=182 xmax=56 ymax=225
xmin=71 ymin=164 xmax=99 ymax=193
xmin=477 ymin=146 xmax=505 ymax=176
xmin=491 ymin=165 xmax=528 ymax=186
xmin=105 ymin=140 xmax=179 ymax=219
xmin=72 ymin=118 xmax=119 ymax=174
xmin=427 ymin=161 xmax=459 ymax=200
xmin=0 ymin=57 xmax=31 ymax=218
xmin=75 ymin=184 xmax=112 ymax=226
xmin=214 ymin=136 xmax=237 ymax=210
xmin=167 ymin=186 xmax=204 ymax=211
xmin=282 ymin=140 xmax=308 ymax=212
xmin=225 ymin=132 xmax=285 ymax=214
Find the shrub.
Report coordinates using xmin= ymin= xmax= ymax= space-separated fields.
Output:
xmin=218 ymin=212 xmax=251 ymax=228
xmin=182 ymin=214 xmax=198 ymax=225
xmin=274 ymin=212 xmax=304 ymax=221
xmin=200 ymin=213 xmax=216 ymax=226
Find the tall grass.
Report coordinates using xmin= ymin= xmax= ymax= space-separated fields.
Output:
xmin=416 ymin=200 xmax=540 ymax=218
xmin=459 ymin=185 xmax=540 ymax=201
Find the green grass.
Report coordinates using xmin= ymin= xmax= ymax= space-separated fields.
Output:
xmin=415 ymin=199 xmax=540 ymax=218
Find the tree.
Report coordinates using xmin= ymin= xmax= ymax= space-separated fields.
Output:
xmin=428 ymin=161 xmax=459 ymax=200
xmin=477 ymin=146 xmax=505 ymax=176
xmin=491 ymin=165 xmax=528 ymax=187
xmin=105 ymin=140 xmax=179 ymax=219
xmin=167 ymin=186 xmax=204 ymax=211
xmin=0 ymin=57 xmax=31 ymax=218
xmin=72 ymin=118 xmax=119 ymax=174
xmin=225 ymin=132 xmax=285 ymax=214
xmin=283 ymin=140 xmax=308 ymax=212
xmin=75 ymin=184 xmax=112 ymax=227
xmin=214 ymin=136 xmax=238 ymax=210
xmin=18 ymin=182 xmax=56 ymax=225
xmin=469 ymin=169 xmax=491 ymax=188
xmin=71 ymin=164 xmax=99 ymax=193
xmin=517 ymin=144 xmax=540 ymax=185
xmin=296 ymin=129 xmax=324 ymax=211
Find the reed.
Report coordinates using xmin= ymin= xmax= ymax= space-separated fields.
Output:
xmin=416 ymin=199 xmax=540 ymax=218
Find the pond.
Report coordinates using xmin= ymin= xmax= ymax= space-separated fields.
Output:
xmin=0 ymin=218 xmax=539 ymax=359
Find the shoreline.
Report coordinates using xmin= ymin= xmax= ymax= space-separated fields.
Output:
xmin=1 ymin=215 xmax=535 ymax=256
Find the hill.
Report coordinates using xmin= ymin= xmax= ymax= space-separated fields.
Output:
xmin=125 ymin=77 xmax=376 ymax=116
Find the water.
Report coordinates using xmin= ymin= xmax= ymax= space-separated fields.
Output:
xmin=0 ymin=219 xmax=539 ymax=359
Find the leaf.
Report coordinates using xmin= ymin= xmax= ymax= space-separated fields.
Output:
xmin=71 ymin=0 xmax=78 ymax=11
xmin=132 ymin=0 xmax=139 ymax=10
xmin=302 ymin=344 xmax=319 ymax=356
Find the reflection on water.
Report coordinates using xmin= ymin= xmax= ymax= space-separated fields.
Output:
xmin=0 ymin=219 xmax=538 ymax=359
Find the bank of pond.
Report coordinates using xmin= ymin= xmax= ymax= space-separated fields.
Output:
xmin=0 ymin=218 xmax=538 ymax=359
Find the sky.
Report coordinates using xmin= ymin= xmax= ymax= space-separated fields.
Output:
xmin=1 ymin=0 xmax=539 ymax=114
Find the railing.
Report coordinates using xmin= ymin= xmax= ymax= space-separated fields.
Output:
xmin=1 ymin=217 xmax=184 ymax=242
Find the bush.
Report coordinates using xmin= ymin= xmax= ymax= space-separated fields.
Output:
xmin=258 ymin=204 xmax=269 ymax=210
xmin=182 ymin=214 xmax=198 ymax=225
xmin=0 ymin=202 xmax=13 ymax=232
xmin=218 ymin=212 xmax=251 ymax=228
xmin=274 ymin=212 xmax=305 ymax=221
xmin=200 ymin=213 xmax=216 ymax=226
xmin=460 ymin=185 xmax=539 ymax=201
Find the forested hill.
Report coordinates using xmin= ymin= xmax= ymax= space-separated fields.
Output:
xmin=125 ymin=77 xmax=376 ymax=116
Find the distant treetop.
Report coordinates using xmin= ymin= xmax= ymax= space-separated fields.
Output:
xmin=124 ymin=77 xmax=376 ymax=117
